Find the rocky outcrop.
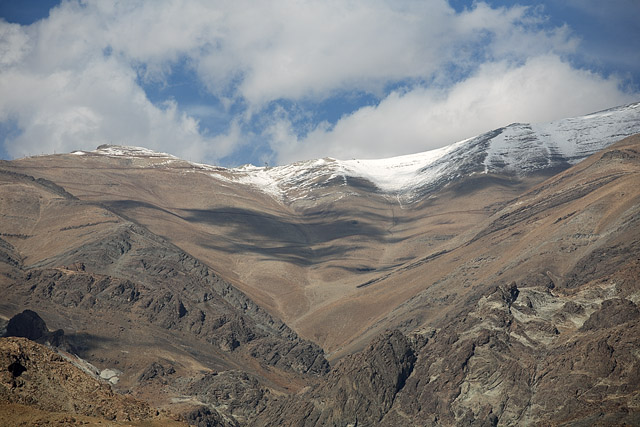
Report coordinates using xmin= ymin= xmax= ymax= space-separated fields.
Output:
xmin=5 ymin=310 xmax=49 ymax=341
xmin=0 ymin=337 xmax=175 ymax=423
xmin=382 ymin=279 xmax=640 ymax=426
xmin=16 ymin=260 xmax=328 ymax=376
xmin=580 ymin=298 xmax=640 ymax=331
xmin=138 ymin=361 xmax=176 ymax=383
xmin=183 ymin=405 xmax=238 ymax=427
xmin=184 ymin=371 xmax=272 ymax=422
xmin=4 ymin=309 xmax=67 ymax=349
xmin=21 ymin=217 xmax=329 ymax=375
xmin=253 ymin=330 xmax=416 ymax=426
xmin=249 ymin=274 xmax=640 ymax=426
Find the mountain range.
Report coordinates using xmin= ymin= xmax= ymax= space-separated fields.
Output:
xmin=1 ymin=102 xmax=640 ymax=425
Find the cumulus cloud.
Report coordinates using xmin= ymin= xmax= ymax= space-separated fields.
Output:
xmin=0 ymin=3 xmax=229 ymax=161
xmin=0 ymin=0 xmax=637 ymax=164
xmin=192 ymin=0 xmax=579 ymax=106
xmin=273 ymin=55 xmax=636 ymax=163
xmin=0 ymin=52 xmax=221 ymax=160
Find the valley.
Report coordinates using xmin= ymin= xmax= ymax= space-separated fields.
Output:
xmin=1 ymin=103 xmax=640 ymax=425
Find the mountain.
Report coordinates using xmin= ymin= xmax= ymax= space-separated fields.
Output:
xmin=253 ymin=132 xmax=640 ymax=426
xmin=68 ymin=101 xmax=640 ymax=204
xmin=206 ymin=101 xmax=640 ymax=202
xmin=1 ymin=102 xmax=639 ymax=425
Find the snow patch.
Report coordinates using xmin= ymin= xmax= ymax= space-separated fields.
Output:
xmin=83 ymin=102 xmax=640 ymax=203
xmin=483 ymin=102 xmax=640 ymax=172
xmin=339 ymin=141 xmax=464 ymax=192
xmin=93 ymin=144 xmax=177 ymax=159
xmin=99 ymin=368 xmax=121 ymax=385
xmin=212 ymin=168 xmax=284 ymax=199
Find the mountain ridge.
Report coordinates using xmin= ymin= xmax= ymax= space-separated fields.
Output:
xmin=67 ymin=101 xmax=640 ymax=204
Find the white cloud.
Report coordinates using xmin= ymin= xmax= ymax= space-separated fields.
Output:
xmin=192 ymin=0 xmax=581 ymax=106
xmin=0 ymin=53 xmax=225 ymax=160
xmin=273 ymin=55 xmax=637 ymax=163
xmin=0 ymin=3 xmax=231 ymax=162
xmin=13 ymin=0 xmax=581 ymax=106
xmin=0 ymin=21 xmax=31 ymax=68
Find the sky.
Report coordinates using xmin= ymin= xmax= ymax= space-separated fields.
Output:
xmin=0 ymin=0 xmax=639 ymax=167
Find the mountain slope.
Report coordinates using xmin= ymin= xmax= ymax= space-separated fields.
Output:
xmin=252 ymin=133 xmax=640 ymax=426
xmin=224 ymin=101 xmax=640 ymax=202
xmin=0 ymin=166 xmax=328 ymax=422
xmin=1 ymin=103 xmax=639 ymax=424
xmin=4 ymin=103 xmax=640 ymax=357
xmin=66 ymin=101 xmax=640 ymax=204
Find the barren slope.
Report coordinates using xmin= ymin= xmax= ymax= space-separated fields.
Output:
xmin=0 ymin=153 xmax=557 ymax=357
xmin=6 ymin=104 xmax=639 ymax=356
xmin=251 ymin=133 xmax=640 ymax=426
xmin=0 ymin=166 xmax=328 ymax=422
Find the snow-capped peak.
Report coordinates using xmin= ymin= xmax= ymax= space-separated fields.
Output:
xmin=75 ymin=102 xmax=640 ymax=204
xmin=216 ymin=102 xmax=640 ymax=202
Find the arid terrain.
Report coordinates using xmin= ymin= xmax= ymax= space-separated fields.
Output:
xmin=1 ymin=104 xmax=640 ymax=425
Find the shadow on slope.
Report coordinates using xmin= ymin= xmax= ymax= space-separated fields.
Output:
xmin=180 ymin=206 xmax=403 ymax=265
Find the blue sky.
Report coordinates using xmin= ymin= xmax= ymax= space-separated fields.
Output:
xmin=0 ymin=0 xmax=638 ymax=166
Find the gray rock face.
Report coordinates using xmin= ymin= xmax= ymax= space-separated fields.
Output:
xmin=580 ymin=298 xmax=640 ymax=331
xmin=138 ymin=362 xmax=176 ymax=383
xmin=17 ymin=233 xmax=329 ymax=376
xmin=184 ymin=371 xmax=271 ymax=421
xmin=253 ymin=330 xmax=416 ymax=426
xmin=248 ymin=275 xmax=640 ymax=426
xmin=183 ymin=405 xmax=238 ymax=427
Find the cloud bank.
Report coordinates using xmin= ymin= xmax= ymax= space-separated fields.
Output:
xmin=273 ymin=55 xmax=635 ymax=163
xmin=0 ymin=0 xmax=637 ymax=164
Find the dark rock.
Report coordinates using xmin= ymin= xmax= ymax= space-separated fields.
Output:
xmin=5 ymin=310 xmax=48 ymax=341
xmin=8 ymin=361 xmax=27 ymax=377
xmin=178 ymin=301 xmax=188 ymax=318
xmin=138 ymin=362 xmax=176 ymax=383
xmin=562 ymin=301 xmax=585 ymax=315
xmin=184 ymin=371 xmax=269 ymax=420
xmin=4 ymin=310 xmax=70 ymax=351
xmin=580 ymin=298 xmax=640 ymax=331
xmin=504 ymin=282 xmax=519 ymax=305
xmin=253 ymin=330 xmax=416 ymax=426
xmin=182 ymin=405 xmax=238 ymax=427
